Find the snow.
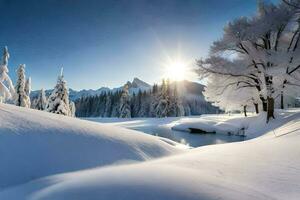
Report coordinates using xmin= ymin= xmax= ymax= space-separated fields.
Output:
xmin=172 ymin=114 xmax=250 ymax=135
xmin=1 ymin=104 xmax=300 ymax=199
xmin=0 ymin=103 xmax=182 ymax=189
xmin=172 ymin=110 xmax=300 ymax=139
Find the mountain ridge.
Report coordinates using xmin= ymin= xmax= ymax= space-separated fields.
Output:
xmin=31 ymin=78 xmax=205 ymax=102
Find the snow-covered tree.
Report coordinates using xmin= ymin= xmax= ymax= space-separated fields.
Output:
xmin=149 ymin=84 xmax=159 ymax=117
xmin=25 ymin=77 xmax=31 ymax=96
xmin=25 ymin=77 xmax=31 ymax=107
xmin=170 ymin=83 xmax=184 ymax=117
xmin=104 ymin=93 xmax=112 ymax=117
xmin=197 ymin=1 xmax=300 ymax=122
xmin=0 ymin=46 xmax=15 ymax=102
xmin=35 ymin=88 xmax=47 ymax=110
xmin=46 ymin=69 xmax=71 ymax=116
xmin=69 ymin=101 xmax=76 ymax=117
xmin=154 ymin=79 xmax=170 ymax=117
xmin=14 ymin=64 xmax=30 ymax=108
xmin=119 ymin=84 xmax=131 ymax=118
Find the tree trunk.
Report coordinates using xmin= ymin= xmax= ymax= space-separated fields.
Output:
xmin=243 ymin=105 xmax=247 ymax=117
xmin=280 ymin=91 xmax=284 ymax=109
xmin=267 ymin=97 xmax=275 ymax=123
xmin=260 ymin=96 xmax=267 ymax=112
xmin=254 ymin=103 xmax=259 ymax=114
xmin=265 ymin=74 xmax=275 ymax=123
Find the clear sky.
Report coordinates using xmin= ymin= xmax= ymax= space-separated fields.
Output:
xmin=0 ymin=0 xmax=278 ymax=90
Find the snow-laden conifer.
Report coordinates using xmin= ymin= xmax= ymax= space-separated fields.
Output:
xmin=46 ymin=68 xmax=71 ymax=116
xmin=170 ymin=83 xmax=184 ymax=117
xmin=14 ymin=64 xmax=30 ymax=107
xmin=69 ymin=101 xmax=76 ymax=117
xmin=155 ymin=79 xmax=170 ymax=117
xmin=35 ymin=88 xmax=47 ymax=110
xmin=119 ymin=84 xmax=131 ymax=118
xmin=0 ymin=46 xmax=15 ymax=102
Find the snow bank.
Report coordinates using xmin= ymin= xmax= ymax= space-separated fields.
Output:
xmin=1 ymin=105 xmax=300 ymax=199
xmin=0 ymin=104 xmax=183 ymax=189
xmin=171 ymin=110 xmax=300 ymax=138
xmin=171 ymin=114 xmax=249 ymax=135
xmin=2 ymin=109 xmax=300 ymax=200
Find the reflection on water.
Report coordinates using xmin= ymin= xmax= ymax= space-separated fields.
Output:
xmin=131 ymin=126 xmax=245 ymax=148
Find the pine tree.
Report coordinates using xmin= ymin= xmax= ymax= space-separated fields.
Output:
xmin=24 ymin=77 xmax=31 ymax=107
xmin=25 ymin=77 xmax=31 ymax=96
xmin=46 ymin=68 xmax=71 ymax=116
xmin=119 ymin=84 xmax=131 ymax=118
xmin=137 ymin=91 xmax=148 ymax=117
xmin=170 ymin=83 xmax=184 ymax=117
xmin=104 ymin=92 xmax=112 ymax=117
xmin=0 ymin=46 xmax=15 ymax=102
xmin=131 ymin=92 xmax=141 ymax=117
xmin=69 ymin=101 xmax=76 ymax=117
xmin=14 ymin=64 xmax=30 ymax=108
xmin=149 ymin=84 xmax=159 ymax=117
xmin=35 ymin=88 xmax=47 ymax=110
xmin=155 ymin=79 xmax=169 ymax=117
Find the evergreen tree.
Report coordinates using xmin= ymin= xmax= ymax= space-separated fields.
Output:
xmin=0 ymin=46 xmax=15 ymax=102
xmin=35 ymin=88 xmax=47 ymax=110
xmin=119 ymin=84 xmax=131 ymax=118
xmin=155 ymin=79 xmax=170 ymax=117
xmin=170 ymin=83 xmax=184 ymax=117
xmin=46 ymin=68 xmax=71 ymax=116
xmin=111 ymin=91 xmax=121 ymax=117
xmin=137 ymin=91 xmax=148 ymax=117
xmin=149 ymin=84 xmax=159 ymax=117
xmin=14 ymin=64 xmax=30 ymax=108
xmin=104 ymin=92 xmax=112 ymax=117
xmin=24 ymin=77 xmax=31 ymax=107
xmin=69 ymin=101 xmax=76 ymax=117
xmin=25 ymin=77 xmax=31 ymax=96
xmin=131 ymin=92 xmax=142 ymax=117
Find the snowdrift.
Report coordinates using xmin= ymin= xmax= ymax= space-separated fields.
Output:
xmin=171 ymin=111 xmax=300 ymax=138
xmin=0 ymin=104 xmax=182 ymax=189
xmin=1 ymin=105 xmax=300 ymax=199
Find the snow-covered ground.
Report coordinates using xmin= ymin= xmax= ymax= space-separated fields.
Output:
xmin=1 ymin=104 xmax=300 ymax=199
xmin=0 ymin=104 xmax=183 ymax=189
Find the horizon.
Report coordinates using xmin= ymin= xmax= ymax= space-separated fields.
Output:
xmin=33 ymin=77 xmax=199 ymax=92
xmin=0 ymin=0 xmax=278 ymax=90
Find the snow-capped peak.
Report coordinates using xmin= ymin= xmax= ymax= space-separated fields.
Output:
xmin=131 ymin=77 xmax=151 ymax=89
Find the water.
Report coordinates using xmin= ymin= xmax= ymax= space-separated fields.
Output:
xmin=130 ymin=125 xmax=245 ymax=148
xmin=86 ymin=118 xmax=245 ymax=148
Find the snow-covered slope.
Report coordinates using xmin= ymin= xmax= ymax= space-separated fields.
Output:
xmin=0 ymin=104 xmax=182 ymax=189
xmin=1 ymin=105 xmax=300 ymax=199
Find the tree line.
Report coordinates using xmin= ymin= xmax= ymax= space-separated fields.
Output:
xmin=75 ymin=79 xmax=218 ymax=118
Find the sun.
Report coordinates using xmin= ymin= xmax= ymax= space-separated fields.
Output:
xmin=162 ymin=59 xmax=189 ymax=81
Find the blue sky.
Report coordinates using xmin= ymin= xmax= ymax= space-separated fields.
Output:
xmin=0 ymin=0 xmax=278 ymax=90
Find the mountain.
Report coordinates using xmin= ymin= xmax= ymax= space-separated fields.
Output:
xmin=69 ymin=87 xmax=111 ymax=100
xmin=31 ymin=78 xmax=151 ymax=101
xmin=111 ymin=77 xmax=152 ymax=95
